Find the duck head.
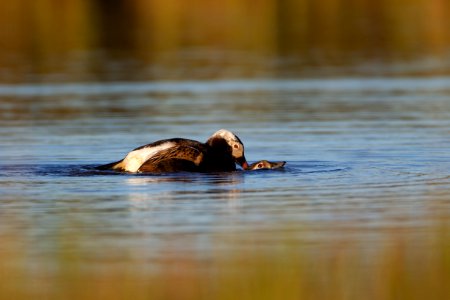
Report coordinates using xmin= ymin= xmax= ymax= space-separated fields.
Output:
xmin=206 ymin=129 xmax=249 ymax=170
xmin=248 ymin=160 xmax=286 ymax=170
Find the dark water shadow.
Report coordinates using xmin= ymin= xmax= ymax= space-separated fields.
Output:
xmin=0 ymin=163 xmax=244 ymax=186
xmin=1 ymin=161 xmax=349 ymax=175
xmin=0 ymin=161 xmax=351 ymax=185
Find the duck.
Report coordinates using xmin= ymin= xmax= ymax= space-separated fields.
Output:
xmin=97 ymin=129 xmax=249 ymax=173
xmin=247 ymin=160 xmax=286 ymax=170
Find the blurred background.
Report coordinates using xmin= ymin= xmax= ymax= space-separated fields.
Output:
xmin=1 ymin=0 xmax=450 ymax=83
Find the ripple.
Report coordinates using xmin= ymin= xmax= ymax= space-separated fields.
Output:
xmin=1 ymin=77 xmax=450 ymax=96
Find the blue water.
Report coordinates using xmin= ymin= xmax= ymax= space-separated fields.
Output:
xmin=1 ymin=77 xmax=450 ymax=264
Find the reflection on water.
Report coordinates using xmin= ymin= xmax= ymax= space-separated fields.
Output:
xmin=125 ymin=172 xmax=243 ymax=205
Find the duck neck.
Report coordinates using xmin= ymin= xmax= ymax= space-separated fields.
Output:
xmin=204 ymin=137 xmax=236 ymax=171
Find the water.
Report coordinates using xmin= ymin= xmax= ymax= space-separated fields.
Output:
xmin=1 ymin=77 xmax=450 ymax=268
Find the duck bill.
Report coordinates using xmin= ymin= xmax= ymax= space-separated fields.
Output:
xmin=271 ymin=161 xmax=286 ymax=169
xmin=236 ymin=156 xmax=249 ymax=170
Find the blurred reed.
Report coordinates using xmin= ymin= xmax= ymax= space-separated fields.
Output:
xmin=0 ymin=0 xmax=449 ymax=82
xmin=1 ymin=224 xmax=449 ymax=300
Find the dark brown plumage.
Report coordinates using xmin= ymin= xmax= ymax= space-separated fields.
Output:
xmin=97 ymin=129 xmax=248 ymax=173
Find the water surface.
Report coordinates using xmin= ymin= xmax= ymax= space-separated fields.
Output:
xmin=1 ymin=77 xmax=449 ymax=269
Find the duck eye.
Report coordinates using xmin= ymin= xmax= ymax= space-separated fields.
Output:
xmin=233 ymin=144 xmax=239 ymax=149
xmin=257 ymin=163 xmax=263 ymax=168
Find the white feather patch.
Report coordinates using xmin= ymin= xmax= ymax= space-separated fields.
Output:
xmin=121 ymin=141 xmax=176 ymax=172
xmin=213 ymin=129 xmax=234 ymax=140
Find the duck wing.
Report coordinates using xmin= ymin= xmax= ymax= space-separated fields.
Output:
xmin=138 ymin=144 xmax=206 ymax=173
xmin=105 ymin=138 xmax=203 ymax=172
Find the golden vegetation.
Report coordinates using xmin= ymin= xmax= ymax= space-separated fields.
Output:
xmin=0 ymin=0 xmax=449 ymax=81
xmin=1 ymin=225 xmax=449 ymax=300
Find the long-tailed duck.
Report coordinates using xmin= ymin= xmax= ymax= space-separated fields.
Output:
xmin=97 ymin=129 xmax=248 ymax=173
